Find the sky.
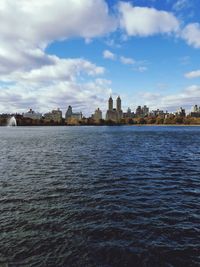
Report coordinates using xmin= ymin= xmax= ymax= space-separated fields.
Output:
xmin=0 ymin=0 xmax=200 ymax=116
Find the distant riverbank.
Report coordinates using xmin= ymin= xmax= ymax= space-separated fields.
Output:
xmin=2 ymin=124 xmax=200 ymax=127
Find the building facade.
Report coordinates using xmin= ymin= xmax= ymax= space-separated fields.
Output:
xmin=106 ymin=96 xmax=123 ymax=122
xmin=44 ymin=108 xmax=62 ymax=122
xmin=190 ymin=105 xmax=200 ymax=117
xmin=65 ymin=106 xmax=82 ymax=122
xmin=136 ymin=105 xmax=149 ymax=117
xmin=176 ymin=107 xmax=186 ymax=117
xmin=23 ymin=109 xmax=42 ymax=120
xmin=92 ymin=108 xmax=102 ymax=122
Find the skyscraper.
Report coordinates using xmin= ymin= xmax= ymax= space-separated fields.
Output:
xmin=65 ymin=105 xmax=72 ymax=119
xmin=116 ymin=96 xmax=121 ymax=111
xmin=108 ymin=96 xmax=113 ymax=111
xmin=106 ymin=96 xmax=123 ymax=122
xmin=92 ymin=108 xmax=102 ymax=122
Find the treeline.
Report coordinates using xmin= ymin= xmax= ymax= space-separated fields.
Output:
xmin=127 ymin=116 xmax=200 ymax=125
xmin=1 ymin=115 xmax=200 ymax=126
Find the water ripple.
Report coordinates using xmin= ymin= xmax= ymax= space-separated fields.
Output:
xmin=0 ymin=126 xmax=200 ymax=266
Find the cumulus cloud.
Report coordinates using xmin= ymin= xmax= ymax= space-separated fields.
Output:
xmin=120 ymin=56 xmax=135 ymax=65
xmin=136 ymin=85 xmax=200 ymax=112
xmin=0 ymin=0 xmax=117 ymax=75
xmin=1 ymin=0 xmax=200 ymax=115
xmin=103 ymin=50 xmax=116 ymax=60
xmin=0 ymin=55 xmax=109 ymax=115
xmin=181 ymin=23 xmax=200 ymax=48
xmin=0 ymin=77 xmax=111 ymax=116
xmin=7 ymin=57 xmax=105 ymax=84
xmin=118 ymin=1 xmax=180 ymax=36
xmin=0 ymin=0 xmax=116 ymax=114
xmin=185 ymin=70 xmax=200 ymax=79
xmin=0 ymin=0 xmax=117 ymax=44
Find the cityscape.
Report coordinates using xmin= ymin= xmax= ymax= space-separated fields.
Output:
xmin=1 ymin=96 xmax=200 ymax=126
xmin=1 ymin=0 xmax=200 ymax=266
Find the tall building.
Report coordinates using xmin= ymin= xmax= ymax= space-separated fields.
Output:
xmin=116 ymin=96 xmax=121 ymax=111
xmin=65 ymin=105 xmax=82 ymax=122
xmin=176 ymin=107 xmax=186 ymax=117
xmin=142 ymin=105 xmax=149 ymax=116
xmin=108 ymin=96 xmax=113 ymax=111
xmin=136 ymin=105 xmax=149 ymax=117
xmin=190 ymin=105 xmax=200 ymax=117
xmin=136 ymin=106 xmax=142 ymax=116
xmin=65 ymin=105 xmax=73 ymax=119
xmin=106 ymin=96 xmax=123 ymax=122
xmin=92 ymin=108 xmax=102 ymax=122
xmin=192 ymin=105 xmax=199 ymax=113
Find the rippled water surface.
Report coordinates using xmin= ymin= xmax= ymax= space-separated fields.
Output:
xmin=0 ymin=126 xmax=200 ymax=267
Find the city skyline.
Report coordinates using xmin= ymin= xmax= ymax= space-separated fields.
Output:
xmin=0 ymin=0 xmax=200 ymax=116
xmin=2 ymin=95 xmax=200 ymax=120
xmin=2 ymin=95 xmax=200 ymax=126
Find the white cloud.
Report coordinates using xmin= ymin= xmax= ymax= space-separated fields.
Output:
xmin=0 ymin=80 xmax=111 ymax=116
xmin=103 ymin=50 xmax=116 ymax=60
xmin=1 ymin=0 xmax=199 ymax=116
xmin=185 ymin=70 xmax=200 ymax=79
xmin=140 ymin=92 xmax=161 ymax=100
xmin=120 ymin=56 xmax=135 ymax=65
xmin=135 ymin=85 xmax=200 ymax=112
xmin=136 ymin=66 xmax=148 ymax=72
xmin=0 ymin=0 xmax=117 ymax=75
xmin=0 ymin=77 xmax=111 ymax=117
xmin=0 ymin=0 xmax=116 ymax=114
xmin=8 ymin=58 xmax=105 ymax=84
xmin=103 ymin=52 xmax=148 ymax=72
xmin=173 ymin=0 xmax=190 ymax=11
xmin=118 ymin=2 xmax=180 ymax=37
xmin=181 ymin=23 xmax=200 ymax=48
xmin=0 ymin=55 xmax=108 ymax=115
xmin=0 ymin=0 xmax=117 ymax=44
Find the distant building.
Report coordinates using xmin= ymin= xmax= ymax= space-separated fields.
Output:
xmin=192 ymin=105 xmax=199 ymax=113
xmin=142 ymin=105 xmax=149 ymax=116
xmin=149 ymin=109 xmax=165 ymax=117
xmin=65 ymin=105 xmax=82 ymax=122
xmin=176 ymin=107 xmax=186 ymax=117
xmin=190 ymin=104 xmax=200 ymax=117
xmin=135 ymin=105 xmax=149 ymax=117
xmin=136 ymin=106 xmax=142 ymax=116
xmin=123 ymin=107 xmax=134 ymax=119
xmin=23 ymin=109 xmax=42 ymax=120
xmin=106 ymin=96 xmax=123 ymax=122
xmin=92 ymin=108 xmax=102 ymax=122
xmin=44 ymin=108 xmax=62 ymax=122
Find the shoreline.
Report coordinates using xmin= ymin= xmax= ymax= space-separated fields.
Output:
xmin=2 ymin=124 xmax=200 ymax=127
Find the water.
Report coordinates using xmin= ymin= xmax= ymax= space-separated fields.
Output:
xmin=0 ymin=126 xmax=200 ymax=267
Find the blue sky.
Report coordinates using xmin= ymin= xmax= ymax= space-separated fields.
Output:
xmin=0 ymin=0 xmax=200 ymax=116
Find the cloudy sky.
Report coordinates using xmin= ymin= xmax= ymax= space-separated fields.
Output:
xmin=0 ymin=0 xmax=200 ymax=116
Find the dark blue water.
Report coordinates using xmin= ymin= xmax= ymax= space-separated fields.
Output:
xmin=0 ymin=126 xmax=200 ymax=267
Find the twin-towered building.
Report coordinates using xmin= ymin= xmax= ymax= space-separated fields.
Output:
xmin=20 ymin=97 xmax=200 ymax=125
xmin=106 ymin=96 xmax=123 ymax=122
